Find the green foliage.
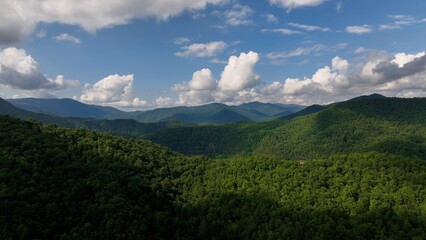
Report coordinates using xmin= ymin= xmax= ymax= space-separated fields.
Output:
xmin=0 ymin=116 xmax=184 ymax=239
xmin=174 ymin=153 xmax=426 ymax=239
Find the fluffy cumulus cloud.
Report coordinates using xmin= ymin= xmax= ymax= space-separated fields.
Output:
xmin=258 ymin=51 xmax=426 ymax=105
xmin=189 ymin=68 xmax=217 ymax=90
xmin=0 ymin=47 xmax=79 ymax=96
xmin=172 ymin=51 xmax=261 ymax=105
xmin=175 ymin=41 xmax=227 ymax=57
xmin=79 ymin=74 xmax=147 ymax=108
xmin=269 ymin=0 xmax=327 ymax=10
xmin=218 ymin=52 xmax=261 ymax=92
xmin=0 ymin=0 xmax=225 ymax=44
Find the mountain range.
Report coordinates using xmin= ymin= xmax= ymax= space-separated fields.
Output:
xmin=7 ymin=98 xmax=305 ymax=124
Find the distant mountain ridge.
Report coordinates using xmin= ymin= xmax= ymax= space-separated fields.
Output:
xmin=7 ymin=98 xmax=304 ymax=124
xmin=0 ymin=97 xmax=186 ymax=138
xmin=7 ymin=98 xmax=124 ymax=119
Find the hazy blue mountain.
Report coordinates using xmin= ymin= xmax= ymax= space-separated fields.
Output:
xmin=7 ymin=98 xmax=125 ymax=119
xmin=0 ymin=97 xmax=184 ymax=138
xmin=7 ymin=98 xmax=288 ymax=124
xmin=132 ymin=103 xmax=262 ymax=124
xmin=238 ymin=102 xmax=304 ymax=117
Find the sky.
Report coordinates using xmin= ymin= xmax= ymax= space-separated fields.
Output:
xmin=0 ymin=0 xmax=425 ymax=110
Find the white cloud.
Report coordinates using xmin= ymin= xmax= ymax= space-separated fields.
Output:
xmin=336 ymin=1 xmax=342 ymax=12
xmin=354 ymin=47 xmax=368 ymax=54
xmin=380 ymin=15 xmax=417 ymax=30
xmin=262 ymin=28 xmax=302 ymax=35
xmin=288 ymin=22 xmax=331 ymax=32
xmin=174 ymin=37 xmax=191 ymax=45
xmin=79 ymin=74 xmax=147 ymax=108
xmin=0 ymin=0 xmax=225 ymax=44
xmin=269 ymin=0 xmax=327 ymax=10
xmin=172 ymin=51 xmax=261 ymax=105
xmin=218 ymin=51 xmax=261 ymax=91
xmin=155 ymin=96 xmax=174 ymax=107
xmin=175 ymin=41 xmax=227 ymax=57
xmin=332 ymin=56 xmax=349 ymax=71
xmin=391 ymin=52 xmax=426 ymax=68
xmin=266 ymin=50 xmax=426 ymax=104
xmin=265 ymin=14 xmax=279 ymax=23
xmin=0 ymin=2 xmax=36 ymax=44
xmin=267 ymin=47 xmax=313 ymax=60
xmin=55 ymin=33 xmax=81 ymax=44
xmin=346 ymin=25 xmax=373 ymax=34
xmin=224 ymin=4 xmax=253 ymax=26
xmin=189 ymin=68 xmax=217 ymax=90
xmin=35 ymin=30 xmax=47 ymax=39
xmin=209 ymin=58 xmax=228 ymax=64
xmin=266 ymin=43 xmax=347 ymax=61
xmin=0 ymin=47 xmax=79 ymax=92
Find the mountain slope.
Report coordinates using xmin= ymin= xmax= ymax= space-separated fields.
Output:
xmin=148 ymin=97 xmax=426 ymax=159
xmin=256 ymin=97 xmax=426 ymax=159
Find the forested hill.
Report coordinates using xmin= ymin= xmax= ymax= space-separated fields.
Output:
xmin=148 ymin=97 xmax=426 ymax=158
xmin=0 ymin=115 xmax=185 ymax=239
xmin=1 ymin=116 xmax=426 ymax=239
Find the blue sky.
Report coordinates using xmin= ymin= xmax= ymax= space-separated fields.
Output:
xmin=0 ymin=0 xmax=425 ymax=109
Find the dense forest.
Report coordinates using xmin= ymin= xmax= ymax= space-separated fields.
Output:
xmin=1 ymin=113 xmax=426 ymax=239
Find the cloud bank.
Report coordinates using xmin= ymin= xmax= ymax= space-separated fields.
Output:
xmin=0 ymin=0 xmax=225 ymax=44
